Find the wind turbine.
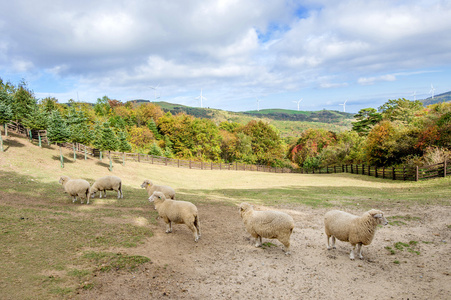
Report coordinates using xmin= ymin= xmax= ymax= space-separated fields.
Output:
xmin=256 ymin=98 xmax=263 ymax=111
xmin=149 ymin=84 xmax=160 ymax=100
xmin=429 ymin=84 xmax=435 ymax=99
xmin=196 ymin=89 xmax=207 ymax=108
xmin=293 ymin=98 xmax=303 ymax=111
xmin=339 ymin=99 xmax=348 ymax=112
xmin=411 ymin=91 xmax=417 ymax=101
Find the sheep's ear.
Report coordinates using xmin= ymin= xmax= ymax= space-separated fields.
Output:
xmin=373 ymin=213 xmax=383 ymax=219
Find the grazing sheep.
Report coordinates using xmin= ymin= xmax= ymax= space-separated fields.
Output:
xmin=239 ymin=202 xmax=295 ymax=255
xmin=324 ymin=209 xmax=388 ymax=260
xmin=141 ymin=179 xmax=175 ymax=200
xmin=148 ymin=191 xmax=201 ymax=242
xmin=59 ymin=176 xmax=91 ymax=204
xmin=90 ymin=176 xmax=123 ymax=199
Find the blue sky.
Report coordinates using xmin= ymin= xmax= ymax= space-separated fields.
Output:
xmin=1 ymin=0 xmax=451 ymax=113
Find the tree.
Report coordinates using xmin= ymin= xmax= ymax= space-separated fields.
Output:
xmin=13 ymin=80 xmax=37 ymax=124
xmin=238 ymin=120 xmax=284 ymax=165
xmin=0 ymin=90 xmax=13 ymax=140
xmin=117 ymin=131 xmax=132 ymax=165
xmin=378 ymin=98 xmax=423 ymax=123
xmin=94 ymin=96 xmax=112 ymax=117
xmin=97 ymin=122 xmax=119 ymax=171
xmin=352 ymin=108 xmax=382 ymax=135
xmin=147 ymin=118 xmax=161 ymax=139
xmin=22 ymin=106 xmax=48 ymax=147
xmin=288 ymin=128 xmax=336 ymax=167
xmin=47 ymin=111 xmax=70 ymax=168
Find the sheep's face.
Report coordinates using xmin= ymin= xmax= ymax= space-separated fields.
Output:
xmin=239 ymin=203 xmax=252 ymax=218
xmin=371 ymin=210 xmax=388 ymax=225
xmin=149 ymin=192 xmax=164 ymax=209
xmin=140 ymin=180 xmax=152 ymax=189
xmin=59 ymin=177 xmax=68 ymax=185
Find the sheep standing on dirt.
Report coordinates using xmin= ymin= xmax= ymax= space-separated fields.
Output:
xmin=239 ymin=202 xmax=295 ymax=255
xmin=59 ymin=176 xmax=91 ymax=204
xmin=90 ymin=176 xmax=123 ymax=199
xmin=324 ymin=209 xmax=388 ymax=260
xmin=148 ymin=191 xmax=201 ymax=242
xmin=141 ymin=179 xmax=176 ymax=200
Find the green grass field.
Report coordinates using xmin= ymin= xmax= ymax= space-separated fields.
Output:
xmin=0 ymin=133 xmax=450 ymax=298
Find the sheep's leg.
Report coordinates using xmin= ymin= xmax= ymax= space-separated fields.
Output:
xmin=356 ymin=243 xmax=363 ymax=260
xmin=254 ymin=236 xmax=262 ymax=247
xmin=331 ymin=236 xmax=336 ymax=249
xmin=194 ymin=216 xmax=201 ymax=238
xmin=165 ymin=220 xmax=173 ymax=233
xmin=350 ymin=244 xmax=356 ymax=260
xmin=187 ymin=223 xmax=199 ymax=242
xmin=72 ymin=196 xmax=77 ymax=203
xmin=117 ymin=189 xmax=121 ymax=199
xmin=102 ymin=190 xmax=107 ymax=198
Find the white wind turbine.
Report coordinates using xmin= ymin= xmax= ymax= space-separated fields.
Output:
xmin=411 ymin=91 xmax=417 ymax=101
xmin=339 ymin=99 xmax=348 ymax=112
xmin=196 ymin=89 xmax=207 ymax=108
xmin=429 ymin=84 xmax=435 ymax=99
xmin=149 ymin=84 xmax=160 ymax=100
xmin=293 ymin=98 xmax=303 ymax=111
xmin=256 ymin=98 xmax=263 ymax=111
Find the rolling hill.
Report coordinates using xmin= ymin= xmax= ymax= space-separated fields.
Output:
xmin=421 ymin=91 xmax=451 ymax=106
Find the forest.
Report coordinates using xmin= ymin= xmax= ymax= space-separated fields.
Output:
xmin=1 ymin=78 xmax=450 ymax=169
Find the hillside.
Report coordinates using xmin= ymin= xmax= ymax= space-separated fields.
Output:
xmin=1 ymin=133 xmax=450 ymax=299
xmin=129 ymin=100 xmax=354 ymax=137
xmin=421 ymin=91 xmax=451 ymax=106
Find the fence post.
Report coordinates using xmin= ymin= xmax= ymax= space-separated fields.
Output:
xmin=403 ymin=166 xmax=406 ymax=181
xmin=382 ymin=167 xmax=385 ymax=179
xmin=444 ymin=160 xmax=447 ymax=177
xmin=211 ymin=162 xmax=213 ymax=170
xmin=392 ymin=167 xmax=396 ymax=180
xmin=415 ymin=166 xmax=419 ymax=181
xmin=375 ymin=166 xmax=378 ymax=178
xmin=138 ymin=153 xmax=140 ymax=162
xmin=189 ymin=160 xmax=192 ymax=169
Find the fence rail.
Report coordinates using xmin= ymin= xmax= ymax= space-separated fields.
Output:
xmin=2 ymin=122 xmax=450 ymax=181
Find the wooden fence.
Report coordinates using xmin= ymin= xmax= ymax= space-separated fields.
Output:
xmin=2 ymin=122 xmax=450 ymax=181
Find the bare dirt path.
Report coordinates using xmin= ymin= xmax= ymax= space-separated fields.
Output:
xmin=79 ymin=202 xmax=450 ymax=299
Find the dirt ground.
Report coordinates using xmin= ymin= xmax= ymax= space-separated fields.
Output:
xmin=78 ymin=202 xmax=451 ymax=300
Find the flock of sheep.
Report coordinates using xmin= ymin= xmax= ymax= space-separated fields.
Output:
xmin=59 ymin=175 xmax=388 ymax=260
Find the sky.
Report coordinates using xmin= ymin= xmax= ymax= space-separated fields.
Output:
xmin=1 ymin=0 xmax=451 ymax=113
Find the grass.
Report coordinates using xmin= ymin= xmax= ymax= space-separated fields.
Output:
xmin=0 ymin=133 xmax=450 ymax=298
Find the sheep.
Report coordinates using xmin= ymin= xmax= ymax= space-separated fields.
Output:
xmin=141 ymin=179 xmax=176 ymax=200
xmin=148 ymin=191 xmax=201 ymax=242
xmin=239 ymin=202 xmax=295 ymax=255
xmin=324 ymin=209 xmax=388 ymax=260
xmin=90 ymin=176 xmax=123 ymax=199
xmin=59 ymin=176 xmax=91 ymax=204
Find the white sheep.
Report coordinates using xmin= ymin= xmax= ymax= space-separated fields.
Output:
xmin=90 ymin=176 xmax=123 ymax=199
xmin=239 ymin=202 xmax=295 ymax=255
xmin=141 ymin=179 xmax=175 ymax=200
xmin=324 ymin=209 xmax=388 ymax=260
xmin=148 ymin=191 xmax=201 ymax=242
xmin=59 ymin=176 xmax=91 ymax=204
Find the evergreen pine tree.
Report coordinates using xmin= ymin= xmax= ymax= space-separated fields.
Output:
xmin=47 ymin=110 xmax=70 ymax=167
xmin=148 ymin=142 xmax=164 ymax=156
xmin=147 ymin=118 xmax=161 ymax=139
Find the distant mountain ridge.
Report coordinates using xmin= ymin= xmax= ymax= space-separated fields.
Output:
xmin=421 ymin=91 xmax=451 ymax=106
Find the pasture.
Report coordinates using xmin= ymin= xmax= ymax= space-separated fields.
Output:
xmin=0 ymin=134 xmax=450 ymax=299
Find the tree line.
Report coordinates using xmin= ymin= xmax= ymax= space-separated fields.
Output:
xmin=1 ymin=77 xmax=450 ymax=169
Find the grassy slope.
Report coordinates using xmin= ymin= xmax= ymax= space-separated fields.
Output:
xmin=0 ymin=133 xmax=450 ymax=298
